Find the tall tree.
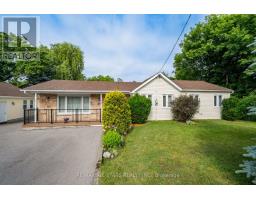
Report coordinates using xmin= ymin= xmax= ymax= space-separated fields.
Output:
xmin=86 ymin=75 xmax=114 ymax=82
xmin=50 ymin=42 xmax=85 ymax=80
xmin=245 ymin=38 xmax=256 ymax=79
xmin=174 ymin=15 xmax=256 ymax=96
xmin=0 ymin=32 xmax=17 ymax=81
xmin=11 ymin=45 xmax=55 ymax=87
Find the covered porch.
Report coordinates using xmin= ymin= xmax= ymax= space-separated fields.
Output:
xmin=24 ymin=92 xmax=105 ymax=126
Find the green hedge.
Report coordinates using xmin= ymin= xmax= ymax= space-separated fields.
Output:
xmin=102 ymin=91 xmax=131 ymax=134
xmin=128 ymin=94 xmax=152 ymax=124
xmin=221 ymin=97 xmax=240 ymax=121
xmin=237 ymin=95 xmax=256 ymax=121
xmin=222 ymin=94 xmax=256 ymax=121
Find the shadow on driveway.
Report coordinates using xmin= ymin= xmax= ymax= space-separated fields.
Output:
xmin=0 ymin=123 xmax=102 ymax=185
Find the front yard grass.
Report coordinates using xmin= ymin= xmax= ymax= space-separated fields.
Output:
xmin=99 ymin=120 xmax=256 ymax=184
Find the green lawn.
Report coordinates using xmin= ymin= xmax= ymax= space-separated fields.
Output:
xmin=99 ymin=120 xmax=256 ymax=184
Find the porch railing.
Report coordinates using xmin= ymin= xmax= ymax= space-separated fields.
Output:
xmin=24 ymin=108 xmax=101 ymax=124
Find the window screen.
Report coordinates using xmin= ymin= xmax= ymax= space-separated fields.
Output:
xmin=163 ymin=95 xmax=166 ymax=107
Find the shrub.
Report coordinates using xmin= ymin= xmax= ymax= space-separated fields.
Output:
xmin=102 ymin=130 xmax=122 ymax=149
xmin=102 ymin=91 xmax=131 ymax=134
xmin=236 ymin=95 xmax=256 ymax=121
xmin=128 ymin=94 xmax=152 ymax=124
xmin=171 ymin=95 xmax=199 ymax=122
xmin=221 ymin=97 xmax=240 ymax=121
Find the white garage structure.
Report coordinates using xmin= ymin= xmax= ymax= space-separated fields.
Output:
xmin=132 ymin=73 xmax=233 ymax=120
xmin=0 ymin=82 xmax=33 ymax=123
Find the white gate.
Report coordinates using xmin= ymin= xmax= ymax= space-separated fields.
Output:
xmin=0 ymin=102 xmax=7 ymax=123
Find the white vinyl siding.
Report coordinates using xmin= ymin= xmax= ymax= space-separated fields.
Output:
xmin=135 ymin=74 xmax=231 ymax=120
xmin=136 ymin=77 xmax=179 ymax=120
xmin=0 ymin=97 xmax=33 ymax=122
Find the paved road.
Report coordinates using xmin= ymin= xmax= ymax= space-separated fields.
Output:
xmin=0 ymin=123 xmax=102 ymax=185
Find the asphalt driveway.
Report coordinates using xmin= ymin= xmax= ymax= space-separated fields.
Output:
xmin=0 ymin=123 xmax=102 ymax=185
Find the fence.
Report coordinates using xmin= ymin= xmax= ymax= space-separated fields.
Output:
xmin=24 ymin=109 xmax=101 ymax=124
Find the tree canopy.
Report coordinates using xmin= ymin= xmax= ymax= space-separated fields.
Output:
xmin=0 ymin=32 xmax=85 ymax=87
xmin=174 ymin=14 xmax=256 ymax=96
xmin=50 ymin=42 xmax=84 ymax=80
xmin=86 ymin=75 xmax=114 ymax=82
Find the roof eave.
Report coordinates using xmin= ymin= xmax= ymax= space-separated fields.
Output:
xmin=20 ymin=89 xmax=132 ymax=94
xmin=181 ymin=89 xmax=233 ymax=93
xmin=131 ymin=72 xmax=182 ymax=93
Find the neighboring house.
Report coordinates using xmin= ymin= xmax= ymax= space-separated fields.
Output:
xmin=0 ymin=82 xmax=33 ymax=123
xmin=21 ymin=73 xmax=233 ymax=124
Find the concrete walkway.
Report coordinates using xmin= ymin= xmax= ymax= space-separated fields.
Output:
xmin=0 ymin=123 xmax=102 ymax=185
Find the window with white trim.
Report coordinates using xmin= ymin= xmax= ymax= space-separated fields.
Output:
xmin=29 ymin=100 xmax=33 ymax=108
xmin=214 ymin=95 xmax=222 ymax=107
xmin=67 ymin=97 xmax=82 ymax=112
xmin=58 ymin=96 xmax=66 ymax=113
xmin=57 ymin=96 xmax=90 ymax=113
xmin=191 ymin=94 xmax=199 ymax=101
xmin=23 ymin=100 xmax=27 ymax=109
xmin=218 ymin=95 xmax=222 ymax=106
xmin=83 ymin=96 xmax=89 ymax=110
xmin=163 ymin=95 xmax=172 ymax=107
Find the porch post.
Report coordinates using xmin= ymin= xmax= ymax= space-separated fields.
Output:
xmin=100 ymin=93 xmax=103 ymax=122
xmin=34 ymin=93 xmax=37 ymax=123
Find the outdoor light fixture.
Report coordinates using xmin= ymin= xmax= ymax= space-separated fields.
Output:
xmin=155 ymin=98 xmax=158 ymax=106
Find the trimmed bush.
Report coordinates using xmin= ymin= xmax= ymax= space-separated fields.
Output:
xmin=171 ymin=95 xmax=199 ymax=122
xmin=102 ymin=130 xmax=122 ymax=149
xmin=102 ymin=91 xmax=131 ymax=134
xmin=128 ymin=94 xmax=152 ymax=124
xmin=221 ymin=97 xmax=240 ymax=121
xmin=236 ymin=95 xmax=256 ymax=121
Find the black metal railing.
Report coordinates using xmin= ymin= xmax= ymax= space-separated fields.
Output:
xmin=24 ymin=108 xmax=101 ymax=124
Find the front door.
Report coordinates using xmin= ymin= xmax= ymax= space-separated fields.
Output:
xmin=0 ymin=101 xmax=7 ymax=123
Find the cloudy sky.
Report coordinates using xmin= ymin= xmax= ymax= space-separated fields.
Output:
xmin=1 ymin=14 xmax=206 ymax=81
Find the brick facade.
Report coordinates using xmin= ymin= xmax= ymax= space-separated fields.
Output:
xmin=36 ymin=94 xmax=103 ymax=123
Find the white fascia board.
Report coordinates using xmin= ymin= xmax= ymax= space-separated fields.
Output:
xmin=181 ymin=89 xmax=233 ymax=93
xmin=131 ymin=72 xmax=182 ymax=93
xmin=159 ymin=73 xmax=183 ymax=91
xmin=0 ymin=96 xmax=33 ymax=99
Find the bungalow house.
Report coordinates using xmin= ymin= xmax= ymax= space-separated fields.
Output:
xmin=21 ymin=73 xmax=233 ymax=124
xmin=0 ymin=82 xmax=33 ymax=123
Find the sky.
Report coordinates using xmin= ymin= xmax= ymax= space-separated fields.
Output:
xmin=0 ymin=14 xmax=206 ymax=81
